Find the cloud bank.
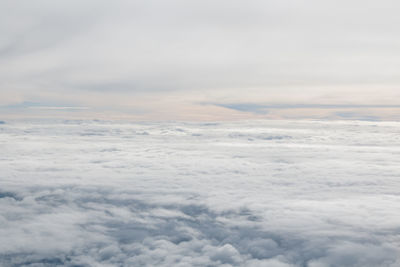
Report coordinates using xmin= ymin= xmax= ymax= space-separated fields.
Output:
xmin=1 ymin=120 xmax=400 ymax=266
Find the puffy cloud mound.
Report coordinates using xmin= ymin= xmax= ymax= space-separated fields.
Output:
xmin=0 ymin=119 xmax=400 ymax=266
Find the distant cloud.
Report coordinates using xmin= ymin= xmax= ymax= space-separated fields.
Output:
xmin=2 ymin=101 xmax=90 ymax=111
xmin=28 ymin=106 xmax=90 ymax=110
xmin=213 ymin=103 xmax=269 ymax=114
xmin=334 ymin=112 xmax=380 ymax=121
xmin=209 ymin=102 xmax=400 ymax=120
xmin=214 ymin=103 xmax=400 ymax=112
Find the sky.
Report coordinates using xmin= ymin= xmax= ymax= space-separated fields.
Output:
xmin=1 ymin=0 xmax=400 ymax=121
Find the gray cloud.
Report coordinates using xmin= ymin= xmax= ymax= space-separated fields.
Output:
xmin=218 ymin=103 xmax=400 ymax=109
xmin=1 ymin=0 xmax=400 ymax=118
xmin=209 ymin=103 xmax=400 ymax=120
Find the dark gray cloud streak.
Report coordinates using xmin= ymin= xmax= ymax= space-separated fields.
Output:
xmin=213 ymin=103 xmax=400 ymax=113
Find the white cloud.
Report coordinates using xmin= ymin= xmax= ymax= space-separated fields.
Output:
xmin=0 ymin=119 xmax=400 ymax=266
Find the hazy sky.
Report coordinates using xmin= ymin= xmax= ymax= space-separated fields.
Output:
xmin=1 ymin=0 xmax=400 ymax=120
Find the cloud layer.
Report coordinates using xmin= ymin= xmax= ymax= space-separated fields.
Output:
xmin=1 ymin=119 xmax=400 ymax=266
xmin=1 ymin=0 xmax=400 ymax=119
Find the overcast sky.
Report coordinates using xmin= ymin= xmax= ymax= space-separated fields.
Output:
xmin=1 ymin=0 xmax=400 ymax=120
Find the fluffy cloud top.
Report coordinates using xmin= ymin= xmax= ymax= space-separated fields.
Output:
xmin=1 ymin=119 xmax=400 ymax=266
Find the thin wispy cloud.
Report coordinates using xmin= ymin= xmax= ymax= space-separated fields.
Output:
xmin=28 ymin=106 xmax=90 ymax=110
xmin=216 ymin=103 xmax=400 ymax=110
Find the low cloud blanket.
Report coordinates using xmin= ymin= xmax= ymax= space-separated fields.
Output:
xmin=1 ymin=120 xmax=399 ymax=266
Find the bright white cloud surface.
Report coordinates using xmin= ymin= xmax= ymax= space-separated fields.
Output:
xmin=1 ymin=119 xmax=400 ymax=266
